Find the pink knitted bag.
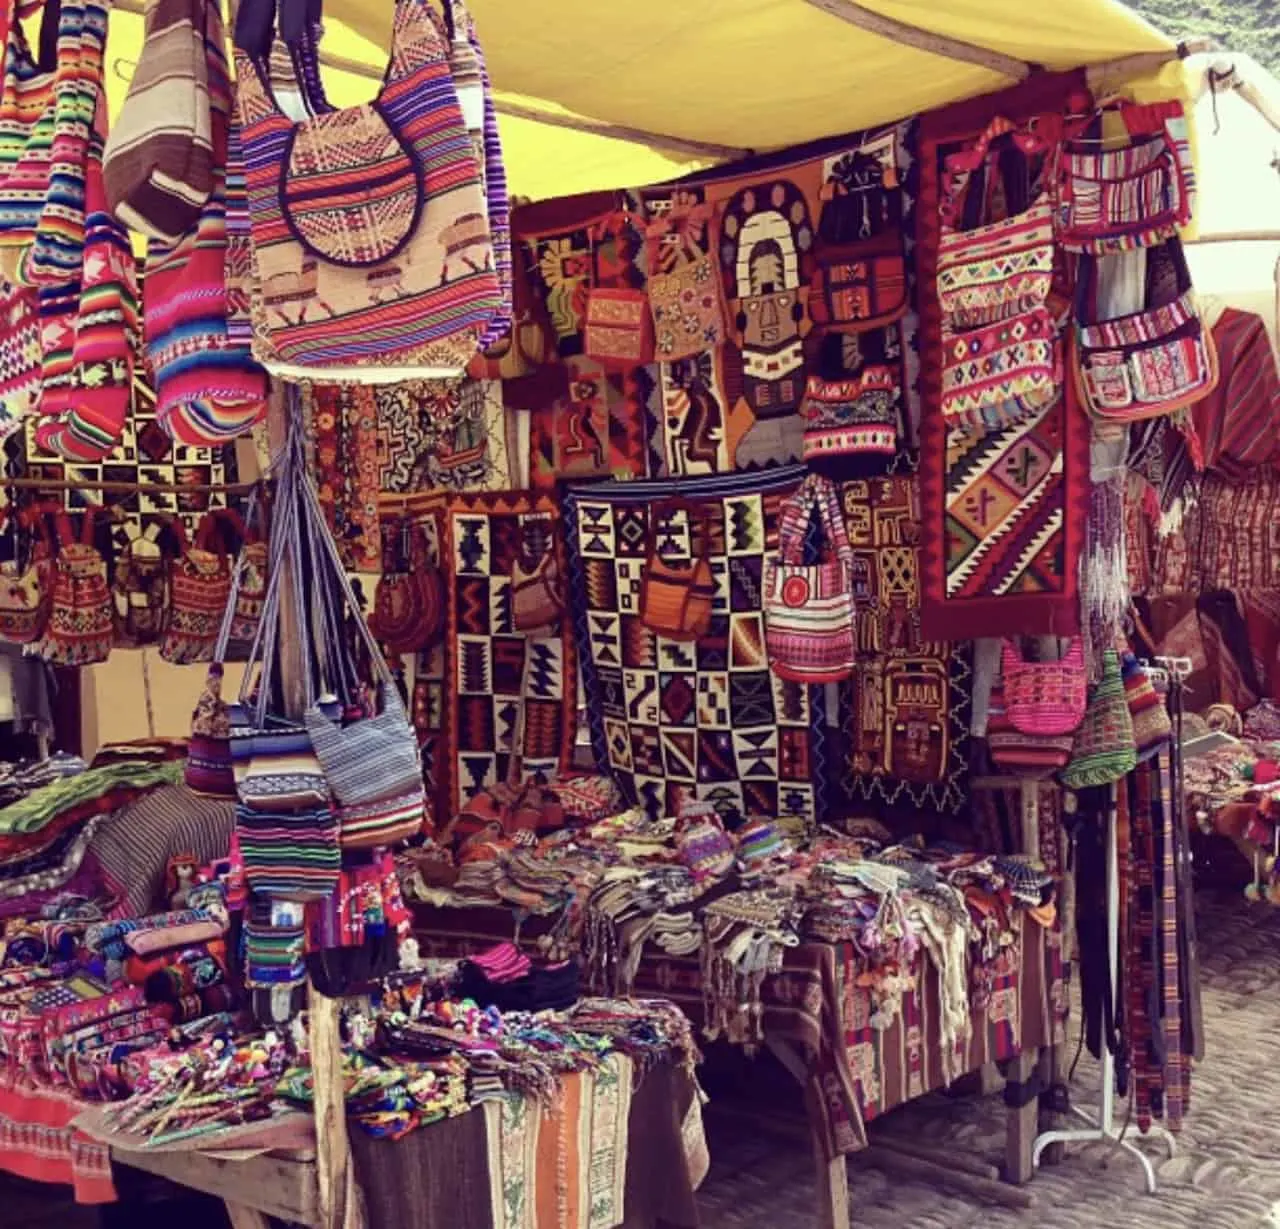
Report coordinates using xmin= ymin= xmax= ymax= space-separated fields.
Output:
xmin=1001 ymin=637 xmax=1087 ymax=737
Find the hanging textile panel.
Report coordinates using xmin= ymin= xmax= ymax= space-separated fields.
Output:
xmin=307 ymin=383 xmax=382 ymax=572
xmin=915 ymin=73 xmax=1088 ymax=642
xmin=308 ymin=379 xmax=513 ymax=571
xmin=443 ymin=491 xmax=576 ymax=816
xmin=371 ymin=492 xmax=451 ymax=823
xmin=564 ymin=465 xmax=823 ymax=831
xmin=517 ymin=122 xmax=920 ymax=489
xmin=6 ymin=370 xmax=242 ymax=555
xmin=837 ymin=469 xmax=970 ymax=814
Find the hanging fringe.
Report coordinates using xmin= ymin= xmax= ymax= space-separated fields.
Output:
xmin=1084 ymin=475 xmax=1130 ymax=680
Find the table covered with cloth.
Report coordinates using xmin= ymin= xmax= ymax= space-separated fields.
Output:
xmin=413 ymin=906 xmax=1058 ymax=1159
xmin=0 ymin=1071 xmax=115 ymax=1203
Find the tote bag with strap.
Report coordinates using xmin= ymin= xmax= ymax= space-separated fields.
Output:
xmin=765 ymin=474 xmax=856 ymax=684
xmin=0 ymin=504 xmax=52 ymax=644
xmin=232 ymin=0 xmax=502 ymax=380
xmin=1001 ymin=636 xmax=1087 ymax=737
xmin=936 ymin=117 xmax=1061 ymax=434
xmin=146 ymin=0 xmax=268 ymax=447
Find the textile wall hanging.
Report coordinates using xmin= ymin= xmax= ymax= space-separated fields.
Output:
xmin=443 ymin=491 xmax=575 ymax=815
xmin=305 ymin=383 xmax=381 ymax=573
xmin=4 ymin=371 xmax=242 ymax=556
xmin=916 ymin=73 xmax=1089 ymax=642
xmin=564 ymin=465 xmax=824 ymax=831
xmin=514 ymin=123 xmax=921 ymax=489
xmin=837 ymin=468 xmax=970 ymax=813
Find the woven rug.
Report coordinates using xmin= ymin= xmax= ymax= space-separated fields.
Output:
xmin=837 ymin=466 xmax=971 ymax=814
xmin=443 ymin=491 xmax=576 ymax=816
xmin=915 ymin=72 xmax=1089 ymax=642
xmin=564 ymin=465 xmax=825 ymax=831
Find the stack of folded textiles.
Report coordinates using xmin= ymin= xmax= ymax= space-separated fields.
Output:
xmin=457 ymin=941 xmax=581 ymax=1012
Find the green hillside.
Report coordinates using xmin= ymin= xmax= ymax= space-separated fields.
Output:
xmin=1130 ymin=0 xmax=1280 ymax=74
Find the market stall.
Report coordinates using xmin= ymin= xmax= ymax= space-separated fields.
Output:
xmin=0 ymin=0 xmax=1246 ymax=1226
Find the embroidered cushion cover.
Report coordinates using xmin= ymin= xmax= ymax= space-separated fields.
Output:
xmin=233 ymin=0 xmax=502 ymax=379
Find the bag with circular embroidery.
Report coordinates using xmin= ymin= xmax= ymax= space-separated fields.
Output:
xmin=231 ymin=0 xmax=503 ymax=380
xmin=0 ymin=505 xmax=53 ymax=645
xmin=764 ymin=474 xmax=856 ymax=684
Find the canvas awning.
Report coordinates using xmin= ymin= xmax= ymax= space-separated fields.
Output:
xmin=104 ymin=0 xmax=1191 ymax=199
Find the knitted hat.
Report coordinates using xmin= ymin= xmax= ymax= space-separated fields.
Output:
xmin=1121 ymin=654 xmax=1171 ymax=763
xmin=736 ymin=819 xmax=787 ymax=871
xmin=1060 ymin=650 xmax=1137 ymax=789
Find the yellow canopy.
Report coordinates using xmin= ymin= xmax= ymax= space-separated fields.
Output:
xmin=105 ymin=0 xmax=1181 ymax=200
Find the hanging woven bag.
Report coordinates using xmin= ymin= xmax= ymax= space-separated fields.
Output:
xmin=369 ymin=517 xmax=444 ymax=655
xmin=40 ymin=504 xmax=112 ymax=666
xmin=0 ymin=505 xmax=53 ymax=644
xmin=161 ymin=510 xmax=239 ymax=665
xmin=1001 ymin=637 xmax=1088 ymax=737
xmin=639 ymin=499 xmax=715 ymax=643
xmin=111 ymin=520 xmax=172 ymax=649
xmin=511 ymin=515 xmax=563 ymax=636
xmin=231 ymin=0 xmax=502 ymax=380
xmin=764 ymin=474 xmax=857 ymax=684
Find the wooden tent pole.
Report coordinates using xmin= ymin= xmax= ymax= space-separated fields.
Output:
xmin=265 ymin=384 xmax=363 ymax=1229
xmin=1085 ymin=36 xmax=1214 ymax=92
xmin=800 ymin=0 xmax=1031 ymax=79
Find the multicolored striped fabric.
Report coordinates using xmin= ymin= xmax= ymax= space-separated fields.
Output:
xmin=145 ymin=3 xmax=268 ymax=446
xmin=451 ymin=0 xmax=510 ymax=352
xmin=33 ymin=123 xmax=139 ymax=460
xmin=0 ymin=0 xmax=109 ymax=286
xmin=233 ymin=0 xmax=502 ymax=378
xmin=236 ymin=801 xmax=340 ymax=900
xmin=1057 ymin=100 xmax=1195 ymax=254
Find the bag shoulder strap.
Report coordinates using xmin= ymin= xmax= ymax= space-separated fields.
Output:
xmin=779 ymin=476 xmax=850 ymax=566
xmin=647 ymin=497 xmax=710 ymax=560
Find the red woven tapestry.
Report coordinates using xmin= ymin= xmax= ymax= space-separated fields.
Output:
xmin=916 ymin=74 xmax=1090 ymax=641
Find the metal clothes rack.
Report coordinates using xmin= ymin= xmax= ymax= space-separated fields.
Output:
xmin=1031 ymin=655 xmax=1192 ymax=1194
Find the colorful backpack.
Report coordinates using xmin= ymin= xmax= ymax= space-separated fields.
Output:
xmin=0 ymin=505 xmax=52 ymax=645
xmin=161 ymin=511 xmax=239 ymax=665
xmin=111 ymin=521 xmax=172 ymax=649
xmin=40 ymin=505 xmax=113 ymax=666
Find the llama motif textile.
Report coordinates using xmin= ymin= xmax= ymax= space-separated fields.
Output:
xmin=916 ymin=72 xmax=1089 ymax=641
xmin=564 ymin=465 xmax=823 ymax=831
xmin=444 ymin=491 xmax=576 ymax=815
xmin=838 ymin=470 xmax=970 ymax=813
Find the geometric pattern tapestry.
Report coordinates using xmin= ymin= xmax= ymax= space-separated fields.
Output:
xmin=444 ymin=490 xmax=576 ymax=816
xmin=564 ymin=464 xmax=825 ymax=832
xmin=837 ymin=467 xmax=970 ymax=814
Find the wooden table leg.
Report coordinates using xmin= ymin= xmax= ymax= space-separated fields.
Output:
xmin=224 ymin=1204 xmax=271 ymax=1229
xmin=1003 ymin=1049 xmax=1039 ymax=1185
xmin=766 ymin=1037 xmax=852 ymax=1228
xmin=813 ymin=1137 xmax=850 ymax=1229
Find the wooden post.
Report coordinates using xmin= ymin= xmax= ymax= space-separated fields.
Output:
xmin=1002 ymin=1049 xmax=1039 ymax=1185
xmin=266 ymin=384 xmax=363 ymax=1229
